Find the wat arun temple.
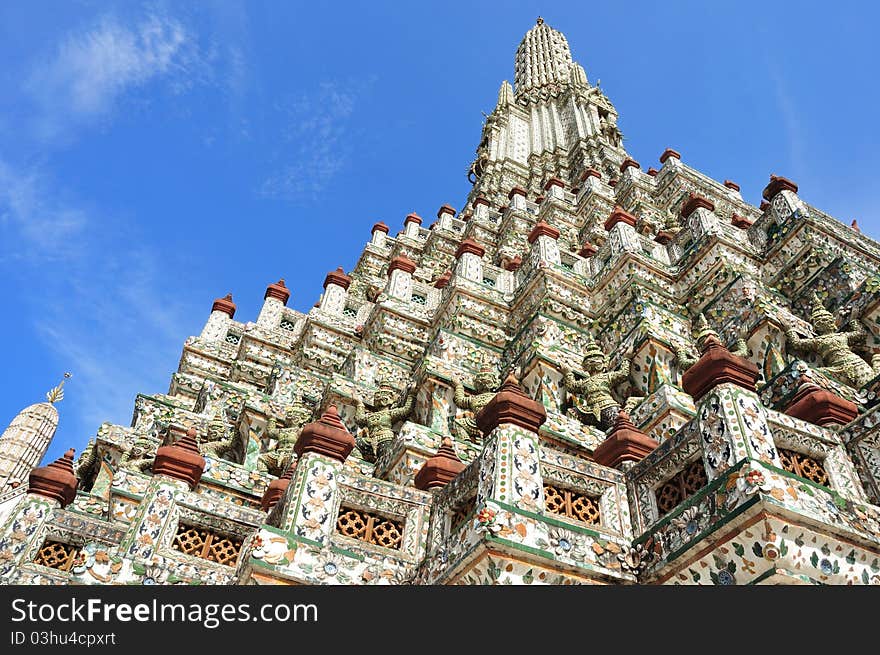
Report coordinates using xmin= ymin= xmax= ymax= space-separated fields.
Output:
xmin=2 ymin=19 xmax=880 ymax=586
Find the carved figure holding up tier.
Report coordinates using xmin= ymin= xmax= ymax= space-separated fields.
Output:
xmin=451 ymin=367 xmax=501 ymax=442
xmin=675 ymin=313 xmax=749 ymax=372
xmin=784 ymin=293 xmax=880 ymax=388
xmin=259 ymin=400 xmax=312 ymax=475
xmin=561 ymin=337 xmax=636 ymax=430
xmin=118 ymin=434 xmax=158 ymax=474
xmin=201 ymin=405 xmax=236 ymax=461
xmin=76 ymin=439 xmax=99 ymax=482
xmin=354 ymin=380 xmax=414 ymax=463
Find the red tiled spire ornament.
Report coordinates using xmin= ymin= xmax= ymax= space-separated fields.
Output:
xmin=388 ymin=255 xmax=417 ymax=275
xmin=323 ymin=267 xmax=352 ymax=290
xmin=659 ymin=148 xmax=681 ymax=164
xmin=604 ymin=206 xmax=638 ymax=231
xmin=293 ymin=406 xmax=355 ymax=463
xmin=414 ymin=438 xmax=466 ymax=490
xmin=455 ymin=238 xmax=486 ymax=259
xmin=528 ymin=221 xmax=560 ymax=243
xmin=784 ymin=376 xmax=858 ymax=427
xmin=476 ymin=374 xmax=547 ymax=434
xmin=153 ymin=428 xmax=206 ymax=489
xmin=681 ymin=331 xmax=759 ymax=402
xmin=592 ymin=411 xmax=659 ymax=468
xmin=261 ymin=464 xmax=295 ymax=512
xmin=28 ymin=448 xmax=78 ymax=506
xmin=762 ymin=174 xmax=798 ymax=201
xmin=212 ymin=293 xmax=236 ymax=318
xmin=264 ymin=279 xmax=290 ymax=304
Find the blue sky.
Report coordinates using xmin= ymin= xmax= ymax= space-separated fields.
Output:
xmin=1 ymin=1 xmax=878 ymax=464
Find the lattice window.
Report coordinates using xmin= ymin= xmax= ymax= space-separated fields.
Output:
xmin=543 ymin=484 xmax=601 ymax=525
xmin=482 ymin=276 xmax=496 ymax=287
xmin=449 ymin=495 xmax=476 ymax=533
xmin=224 ymin=332 xmax=241 ymax=344
xmin=33 ymin=540 xmax=81 ymax=571
xmin=342 ymin=306 xmax=358 ymax=318
xmin=279 ymin=319 xmax=296 ymax=332
xmin=171 ymin=523 xmax=243 ymax=566
xmin=411 ymin=294 xmax=427 ymax=305
xmin=655 ymin=459 xmax=708 ymax=517
xmin=336 ymin=506 xmax=403 ymax=550
xmin=778 ymin=448 xmax=829 ymax=487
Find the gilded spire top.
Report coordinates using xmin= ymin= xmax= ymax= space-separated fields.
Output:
xmin=46 ymin=372 xmax=72 ymax=405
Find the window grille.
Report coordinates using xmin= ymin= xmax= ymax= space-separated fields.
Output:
xmin=335 ymin=506 xmax=403 ymax=550
xmin=543 ymin=484 xmax=601 ymax=525
xmin=482 ymin=277 xmax=496 ymax=287
xmin=224 ymin=332 xmax=241 ymax=344
xmin=171 ymin=523 xmax=243 ymax=566
xmin=655 ymin=459 xmax=708 ymax=517
xmin=411 ymin=294 xmax=427 ymax=305
xmin=33 ymin=540 xmax=81 ymax=571
xmin=342 ymin=306 xmax=358 ymax=318
xmin=279 ymin=319 xmax=296 ymax=331
xmin=778 ymin=448 xmax=829 ymax=487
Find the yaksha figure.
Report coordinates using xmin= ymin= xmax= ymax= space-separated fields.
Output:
xmin=75 ymin=439 xmax=99 ymax=482
xmin=561 ymin=337 xmax=635 ymax=430
xmin=201 ymin=405 xmax=236 ymax=461
xmin=675 ymin=313 xmax=748 ymax=371
xmin=259 ymin=400 xmax=313 ymax=475
xmin=354 ymin=380 xmax=414 ymax=463
xmin=784 ymin=293 xmax=880 ymax=388
xmin=118 ymin=434 xmax=158 ymax=474
xmin=451 ymin=367 xmax=501 ymax=442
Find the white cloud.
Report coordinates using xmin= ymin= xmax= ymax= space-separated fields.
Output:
xmin=259 ymin=80 xmax=360 ymax=200
xmin=24 ymin=12 xmax=200 ymax=141
xmin=0 ymin=159 xmax=194 ymax=457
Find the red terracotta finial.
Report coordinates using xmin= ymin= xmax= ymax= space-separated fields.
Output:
xmin=260 ymin=463 xmax=296 ymax=512
xmin=404 ymin=212 xmax=423 ymax=225
xmin=619 ymin=157 xmax=641 ymax=173
xmin=681 ymin=336 xmax=759 ymax=402
xmin=581 ymin=168 xmax=602 ymax=182
xmin=265 ymin=279 xmax=290 ymax=304
xmin=659 ymin=148 xmax=681 ymax=164
xmin=293 ymin=405 xmax=355 ymax=463
xmin=414 ymin=437 xmax=466 ymax=490
xmin=604 ymin=205 xmax=638 ymax=231
xmin=592 ymin=411 xmax=659 ymax=469
xmin=323 ymin=267 xmax=352 ymax=290
xmin=503 ymin=255 xmax=523 ymax=271
xmin=731 ymin=214 xmax=754 ymax=229
xmin=543 ymin=177 xmax=565 ymax=191
xmin=680 ymin=193 xmax=715 ymax=219
xmin=27 ymin=448 xmax=78 ymax=507
xmin=527 ymin=221 xmax=561 ymax=244
xmin=475 ymin=373 xmax=547 ymax=434
xmin=851 ymin=219 xmax=860 ymax=233
xmin=438 ymin=204 xmax=456 ymax=218
xmin=473 ymin=196 xmax=491 ymax=208
xmin=152 ymin=427 xmax=206 ymax=489
xmin=434 ymin=270 xmax=453 ymax=289
xmin=508 ymin=186 xmax=528 ymax=200
xmin=578 ymin=242 xmax=598 ymax=258
xmin=371 ymin=221 xmax=390 ymax=235
xmin=388 ymin=255 xmax=417 ymax=276
xmin=455 ymin=238 xmax=486 ymax=259
xmin=784 ymin=375 xmax=858 ymax=427
xmin=723 ymin=180 xmax=740 ymax=192
xmin=646 ymin=167 xmax=659 ymax=177
xmin=212 ymin=293 xmax=236 ymax=318
xmin=761 ymin=174 xmax=798 ymax=201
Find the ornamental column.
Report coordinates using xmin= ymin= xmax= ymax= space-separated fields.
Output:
xmin=371 ymin=221 xmax=390 ymax=247
xmin=257 ymin=279 xmax=290 ymax=328
xmin=403 ymin=212 xmax=422 ymax=239
xmin=274 ymin=407 xmax=355 ymax=546
xmin=454 ymin=238 xmax=485 ymax=283
xmin=436 ymin=205 xmax=456 ymax=231
xmin=199 ymin=293 xmax=236 ymax=342
xmin=527 ymin=221 xmax=561 ymax=267
xmin=0 ymin=449 xmax=79 ymax=580
xmin=386 ymin=256 xmax=417 ymax=301
xmin=320 ymin=267 xmax=352 ymax=314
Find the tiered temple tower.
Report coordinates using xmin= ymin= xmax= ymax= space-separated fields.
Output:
xmin=2 ymin=19 xmax=880 ymax=586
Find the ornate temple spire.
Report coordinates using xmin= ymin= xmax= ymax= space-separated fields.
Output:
xmin=46 ymin=372 xmax=72 ymax=404
xmin=514 ymin=17 xmax=575 ymax=98
xmin=496 ymin=80 xmax=513 ymax=109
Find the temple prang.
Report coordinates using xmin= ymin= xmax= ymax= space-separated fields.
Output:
xmin=2 ymin=18 xmax=880 ymax=585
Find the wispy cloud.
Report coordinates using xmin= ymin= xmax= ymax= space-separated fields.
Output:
xmin=259 ymin=80 xmax=362 ymax=201
xmin=0 ymin=159 xmax=193 ymax=458
xmin=24 ymin=11 xmax=203 ymax=142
